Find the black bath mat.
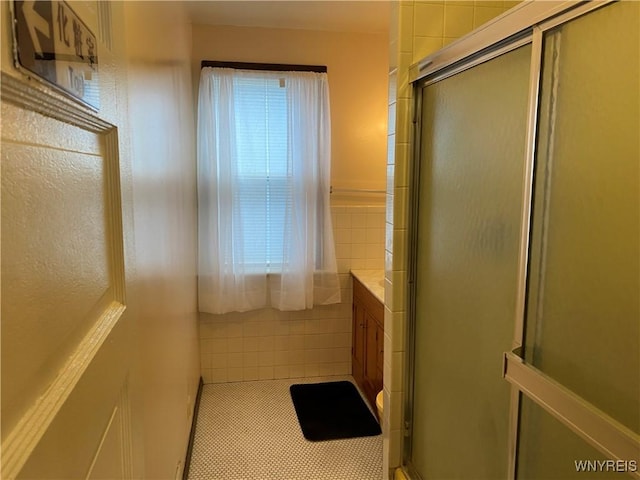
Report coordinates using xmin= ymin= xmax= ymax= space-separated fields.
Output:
xmin=290 ymin=381 xmax=381 ymax=441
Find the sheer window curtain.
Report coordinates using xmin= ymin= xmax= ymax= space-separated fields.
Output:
xmin=197 ymin=67 xmax=341 ymax=314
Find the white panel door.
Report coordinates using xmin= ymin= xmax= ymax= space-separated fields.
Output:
xmin=1 ymin=51 xmax=134 ymax=480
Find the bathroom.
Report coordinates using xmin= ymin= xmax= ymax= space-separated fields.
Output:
xmin=2 ymin=1 xmax=638 ymax=479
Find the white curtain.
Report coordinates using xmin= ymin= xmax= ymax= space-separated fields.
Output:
xmin=197 ymin=67 xmax=341 ymax=314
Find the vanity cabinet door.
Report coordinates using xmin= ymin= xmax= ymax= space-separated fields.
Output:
xmin=376 ymin=321 xmax=384 ymax=389
xmin=364 ymin=311 xmax=380 ymax=398
xmin=352 ymin=299 xmax=366 ymax=389
xmin=352 ymin=276 xmax=384 ymax=409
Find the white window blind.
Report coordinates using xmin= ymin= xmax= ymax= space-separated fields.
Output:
xmin=234 ymin=75 xmax=289 ymax=270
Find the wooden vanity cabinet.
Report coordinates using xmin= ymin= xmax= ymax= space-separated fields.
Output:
xmin=352 ymin=276 xmax=384 ymax=411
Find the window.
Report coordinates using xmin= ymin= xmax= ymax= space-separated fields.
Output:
xmin=197 ymin=66 xmax=340 ymax=314
xmin=233 ymin=75 xmax=289 ymax=270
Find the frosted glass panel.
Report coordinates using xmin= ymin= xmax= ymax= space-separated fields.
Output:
xmin=523 ymin=0 xmax=639 ymax=434
xmin=517 ymin=397 xmax=614 ymax=479
xmin=410 ymin=45 xmax=531 ymax=479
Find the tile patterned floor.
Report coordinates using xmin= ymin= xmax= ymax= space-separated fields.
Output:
xmin=187 ymin=376 xmax=383 ymax=480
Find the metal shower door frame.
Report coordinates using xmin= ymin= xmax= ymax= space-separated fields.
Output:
xmin=403 ymin=1 xmax=639 ymax=478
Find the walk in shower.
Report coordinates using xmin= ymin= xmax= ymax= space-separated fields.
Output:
xmin=405 ymin=1 xmax=639 ymax=478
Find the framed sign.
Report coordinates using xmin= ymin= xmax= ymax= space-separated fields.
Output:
xmin=11 ymin=0 xmax=100 ymax=109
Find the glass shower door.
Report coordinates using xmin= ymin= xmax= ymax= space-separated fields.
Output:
xmin=408 ymin=44 xmax=531 ymax=479
xmin=407 ymin=2 xmax=639 ymax=478
xmin=516 ymin=2 xmax=639 ymax=477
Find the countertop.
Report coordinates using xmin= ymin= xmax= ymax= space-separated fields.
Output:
xmin=350 ymin=269 xmax=385 ymax=304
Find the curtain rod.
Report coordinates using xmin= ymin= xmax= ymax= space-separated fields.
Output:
xmin=201 ymin=61 xmax=327 ymax=73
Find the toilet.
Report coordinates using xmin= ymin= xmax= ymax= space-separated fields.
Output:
xmin=375 ymin=391 xmax=384 ymax=422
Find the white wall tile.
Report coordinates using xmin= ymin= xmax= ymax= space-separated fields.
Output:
xmin=243 ymin=321 xmax=261 ymax=337
xmin=289 ymin=334 xmax=305 ymax=350
xmin=210 ymin=322 xmax=228 ymax=339
xmin=414 ymin=2 xmax=444 ymax=36
xmin=290 ymin=350 xmax=305 ymax=365
xmin=199 ymin=322 xmax=214 ymax=339
xmin=259 ymin=321 xmax=275 ymax=337
xmin=228 ymin=367 xmax=243 ymax=382
xmin=335 ymin=213 xmax=352 ymax=228
xmin=227 ymin=337 xmax=243 ymax=353
xmin=333 ymin=347 xmax=351 ymax=364
xmin=243 ymin=337 xmax=259 ymax=352
xmin=366 ymin=258 xmax=384 ymax=269
xmin=391 ymin=352 xmax=405 ymax=393
xmin=258 ymin=336 xmax=274 ymax=352
xmin=367 ymin=212 xmax=385 ymax=229
xmin=333 ymin=332 xmax=351 ymax=348
xmin=289 ymin=320 xmax=305 ymax=335
xmin=211 ymin=353 xmax=228 ymax=369
xmin=200 ymin=354 xmax=211 ymax=370
xmin=318 ymin=364 xmax=334 ymax=376
xmin=352 ymin=213 xmax=367 ymax=228
xmin=335 ymin=228 xmax=352 ymax=244
xmin=243 ymin=367 xmax=259 ymax=381
xmin=335 ymin=243 xmax=352 ymax=260
xmin=273 ymin=319 xmax=290 ymax=336
xmin=273 ymin=351 xmax=288 ymax=366
xmin=444 ymin=4 xmax=474 ymax=38
xmin=258 ymin=351 xmax=274 ymax=366
xmin=273 ymin=335 xmax=289 ymax=351
xmin=209 ymin=337 xmax=227 ymax=353
xmin=337 ymin=258 xmax=352 ymax=273
xmin=243 ymin=352 xmax=258 ymax=367
xmin=390 ymin=391 xmax=403 ymax=430
xmin=198 ymin=203 xmax=385 ymax=385
xmin=273 ymin=365 xmax=290 ymax=378
xmin=228 ymin=353 xmax=243 ymax=368
xmin=227 ymin=322 xmax=243 ymax=338
xmin=304 ymin=364 xmax=319 ymax=377
xmin=334 ymin=363 xmax=350 ymax=375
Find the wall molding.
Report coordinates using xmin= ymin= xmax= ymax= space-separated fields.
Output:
xmin=182 ymin=377 xmax=204 ymax=480
xmin=1 ymin=72 xmax=112 ymax=133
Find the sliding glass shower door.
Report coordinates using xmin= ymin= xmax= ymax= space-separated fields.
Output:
xmin=408 ymin=45 xmax=531 ymax=479
xmin=517 ymin=2 xmax=639 ymax=478
xmin=407 ymin=1 xmax=639 ymax=478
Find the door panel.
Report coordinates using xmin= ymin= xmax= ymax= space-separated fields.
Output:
xmin=16 ymin=319 xmax=132 ymax=479
xmin=365 ymin=312 xmax=378 ymax=392
xmin=410 ymin=44 xmax=531 ymax=479
xmin=523 ymin=0 xmax=639 ymax=429
xmin=517 ymin=397 xmax=614 ymax=480
xmin=407 ymin=1 xmax=639 ymax=478
xmin=1 ymin=75 xmax=132 ymax=479
xmin=1 ymin=102 xmax=113 ymax=433
xmin=87 ymin=403 xmax=127 ymax=480
xmin=352 ymin=300 xmax=366 ymax=387
xmin=518 ymin=1 xmax=640 ymax=475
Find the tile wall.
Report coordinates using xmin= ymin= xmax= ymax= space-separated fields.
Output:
xmin=199 ymin=203 xmax=385 ymax=384
xmin=383 ymin=1 xmax=519 ymax=478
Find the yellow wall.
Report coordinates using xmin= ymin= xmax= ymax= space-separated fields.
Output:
xmin=123 ymin=2 xmax=200 ymax=478
xmin=191 ymin=24 xmax=389 ymax=195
